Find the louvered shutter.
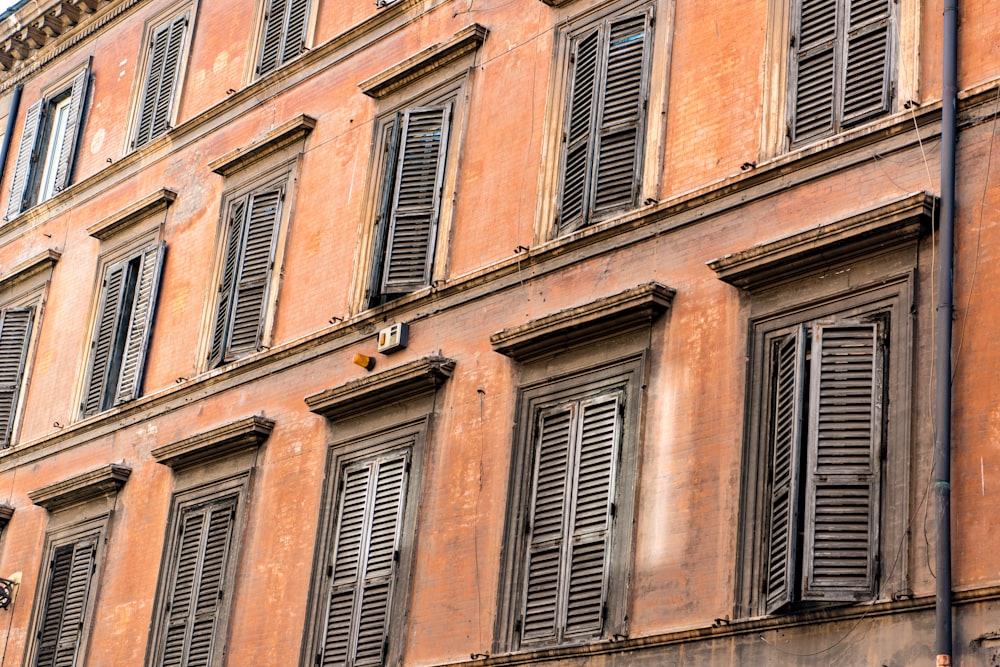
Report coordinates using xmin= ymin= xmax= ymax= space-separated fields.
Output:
xmin=34 ymin=538 xmax=97 ymax=667
xmin=841 ymin=0 xmax=892 ymax=125
xmin=6 ymin=99 xmax=43 ymax=219
xmin=380 ymin=106 xmax=449 ymax=295
xmin=0 ymin=306 xmax=34 ymax=448
xmin=135 ymin=15 xmax=187 ymax=148
xmin=160 ymin=498 xmax=237 ymax=667
xmin=281 ymin=0 xmax=309 ymax=65
xmin=366 ymin=118 xmax=402 ymax=306
xmin=52 ymin=68 xmax=89 ymax=194
xmin=114 ymin=242 xmax=166 ymax=405
xmin=257 ymin=0 xmax=286 ymax=76
xmin=209 ymin=200 xmax=246 ymax=368
xmin=591 ymin=11 xmax=650 ymax=218
xmin=801 ymin=321 xmax=882 ymax=601
xmin=226 ymin=186 xmax=282 ymax=358
xmin=763 ymin=327 xmax=807 ymax=614
xmin=83 ymin=261 xmax=126 ymax=418
xmin=558 ymin=28 xmax=599 ymax=233
xmin=321 ymin=452 xmax=409 ymax=667
xmin=790 ymin=0 xmax=839 ymax=144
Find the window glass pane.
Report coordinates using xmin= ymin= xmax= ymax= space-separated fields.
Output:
xmin=37 ymin=96 xmax=71 ymax=203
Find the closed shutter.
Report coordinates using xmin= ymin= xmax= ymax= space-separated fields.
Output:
xmin=34 ymin=538 xmax=97 ymax=667
xmin=841 ymin=0 xmax=893 ymax=125
xmin=52 ymin=68 xmax=89 ymax=194
xmin=320 ymin=451 xmax=409 ymax=667
xmin=6 ymin=99 xmax=43 ymax=219
xmin=82 ymin=261 xmax=127 ymax=418
xmin=161 ymin=498 xmax=237 ymax=667
xmin=801 ymin=321 xmax=882 ymax=601
xmin=380 ymin=106 xmax=449 ymax=295
xmin=258 ymin=0 xmax=309 ymax=77
xmin=135 ymin=15 xmax=187 ymax=148
xmin=763 ymin=327 xmax=807 ymax=614
xmin=0 ymin=306 xmax=34 ymax=448
xmin=114 ymin=242 xmax=166 ymax=405
xmin=790 ymin=0 xmax=839 ymax=144
xmin=281 ymin=0 xmax=309 ymax=65
xmin=558 ymin=27 xmax=600 ymax=232
xmin=208 ymin=200 xmax=246 ymax=368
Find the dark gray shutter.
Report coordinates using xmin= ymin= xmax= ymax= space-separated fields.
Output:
xmin=790 ymin=0 xmax=839 ymax=144
xmin=801 ymin=321 xmax=882 ymax=601
xmin=281 ymin=0 xmax=309 ymax=65
xmin=83 ymin=261 xmax=126 ymax=418
xmin=257 ymin=0 xmax=286 ymax=76
xmin=558 ymin=28 xmax=600 ymax=232
xmin=0 ymin=306 xmax=34 ymax=448
xmin=380 ymin=106 xmax=449 ymax=295
xmin=226 ymin=186 xmax=282 ymax=358
xmin=6 ymin=99 xmax=43 ymax=219
xmin=321 ymin=452 xmax=409 ymax=667
xmin=591 ymin=10 xmax=650 ymax=217
xmin=209 ymin=200 xmax=246 ymax=368
xmin=161 ymin=498 xmax=237 ymax=667
xmin=366 ymin=117 xmax=402 ymax=306
xmin=842 ymin=0 xmax=892 ymax=125
xmin=52 ymin=68 xmax=89 ymax=194
xmin=114 ymin=242 xmax=166 ymax=405
xmin=763 ymin=327 xmax=807 ymax=614
xmin=135 ymin=15 xmax=187 ymax=148
xmin=34 ymin=538 xmax=97 ymax=667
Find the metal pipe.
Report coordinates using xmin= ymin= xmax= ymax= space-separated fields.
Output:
xmin=935 ymin=0 xmax=958 ymax=663
xmin=0 ymin=84 xmax=23 ymax=193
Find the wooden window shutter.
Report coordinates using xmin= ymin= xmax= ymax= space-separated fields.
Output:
xmin=160 ymin=498 xmax=237 ymax=667
xmin=114 ymin=242 xmax=166 ymax=405
xmin=380 ymin=106 xmax=449 ymax=296
xmin=135 ymin=15 xmax=187 ymax=149
xmin=321 ymin=452 xmax=409 ymax=667
xmin=281 ymin=0 xmax=310 ymax=65
xmin=0 ymin=306 xmax=34 ymax=448
xmin=790 ymin=0 xmax=839 ymax=144
xmin=591 ymin=10 xmax=650 ymax=218
xmin=52 ymin=68 xmax=89 ymax=194
xmin=801 ymin=321 xmax=882 ymax=601
xmin=209 ymin=200 xmax=246 ymax=368
xmin=83 ymin=260 xmax=127 ymax=418
xmin=558 ymin=27 xmax=600 ymax=233
xmin=6 ymin=99 xmax=44 ymax=219
xmin=841 ymin=0 xmax=893 ymax=125
xmin=225 ymin=186 xmax=282 ymax=358
xmin=34 ymin=538 xmax=97 ymax=667
xmin=257 ymin=0 xmax=286 ymax=76
xmin=763 ymin=327 xmax=808 ymax=614
xmin=366 ymin=117 xmax=402 ymax=307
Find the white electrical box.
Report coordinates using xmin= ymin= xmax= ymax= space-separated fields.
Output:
xmin=377 ymin=322 xmax=408 ymax=353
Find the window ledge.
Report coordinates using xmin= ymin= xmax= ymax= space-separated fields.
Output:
xmin=707 ymin=191 xmax=936 ymax=291
xmin=151 ymin=415 xmax=274 ymax=470
xmin=87 ymin=188 xmax=177 ymax=240
xmin=0 ymin=503 xmax=11 ymax=530
xmin=208 ymin=114 xmax=316 ymax=176
xmin=490 ymin=282 xmax=674 ymax=362
xmin=27 ymin=463 xmax=131 ymax=512
xmin=305 ymin=356 xmax=455 ymax=421
xmin=359 ymin=23 xmax=488 ymax=99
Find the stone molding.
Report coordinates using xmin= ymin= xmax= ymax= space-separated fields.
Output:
xmin=151 ymin=415 xmax=274 ymax=470
xmin=87 ymin=188 xmax=177 ymax=240
xmin=28 ymin=463 xmax=131 ymax=512
xmin=208 ymin=115 xmax=316 ymax=177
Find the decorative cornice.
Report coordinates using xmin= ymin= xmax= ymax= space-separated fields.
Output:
xmin=87 ymin=188 xmax=176 ymax=240
xmin=359 ymin=23 xmax=488 ymax=98
xmin=0 ymin=503 xmax=12 ymax=530
xmin=27 ymin=463 xmax=131 ymax=512
xmin=0 ymin=249 xmax=60 ymax=291
xmin=207 ymin=115 xmax=316 ymax=177
xmin=151 ymin=415 xmax=274 ymax=470
xmin=305 ymin=356 xmax=455 ymax=421
xmin=707 ymin=191 xmax=936 ymax=291
xmin=491 ymin=282 xmax=674 ymax=362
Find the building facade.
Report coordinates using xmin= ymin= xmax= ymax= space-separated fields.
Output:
xmin=0 ymin=0 xmax=994 ymax=665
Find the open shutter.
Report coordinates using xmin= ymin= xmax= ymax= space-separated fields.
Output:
xmin=591 ymin=10 xmax=650 ymax=217
xmin=114 ymin=242 xmax=166 ymax=405
xmin=0 ymin=306 xmax=34 ymax=448
xmin=380 ymin=106 xmax=449 ymax=295
xmin=34 ymin=538 xmax=97 ymax=667
xmin=790 ymin=0 xmax=839 ymax=144
xmin=281 ymin=0 xmax=309 ymax=65
xmin=558 ymin=27 xmax=600 ymax=233
xmin=135 ymin=15 xmax=187 ymax=148
xmin=841 ymin=0 xmax=892 ymax=125
xmin=226 ymin=186 xmax=281 ymax=358
xmin=209 ymin=200 xmax=246 ymax=367
xmin=801 ymin=321 xmax=882 ymax=601
xmin=763 ymin=327 xmax=807 ymax=614
xmin=564 ymin=395 xmax=619 ymax=638
xmin=6 ymin=99 xmax=43 ymax=219
xmin=257 ymin=0 xmax=286 ymax=76
xmin=520 ymin=406 xmax=572 ymax=645
xmin=367 ymin=117 xmax=402 ymax=307
xmin=52 ymin=68 xmax=89 ymax=194
xmin=83 ymin=261 xmax=126 ymax=418
xmin=321 ymin=452 xmax=409 ymax=667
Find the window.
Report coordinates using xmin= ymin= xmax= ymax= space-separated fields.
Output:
xmin=5 ymin=67 xmax=88 ymax=218
xmin=255 ymin=0 xmax=310 ymax=78
xmin=208 ymin=178 xmax=285 ymax=366
xmin=31 ymin=534 xmax=100 ymax=667
xmin=132 ymin=10 xmax=191 ymax=149
xmin=787 ymin=0 xmax=896 ymax=146
xmin=81 ymin=242 xmax=165 ymax=417
xmin=0 ymin=306 xmax=34 ymax=447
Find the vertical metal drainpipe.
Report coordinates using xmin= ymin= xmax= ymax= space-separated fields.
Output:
xmin=936 ymin=0 xmax=957 ymax=664
xmin=0 ymin=84 xmax=22 ymax=192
